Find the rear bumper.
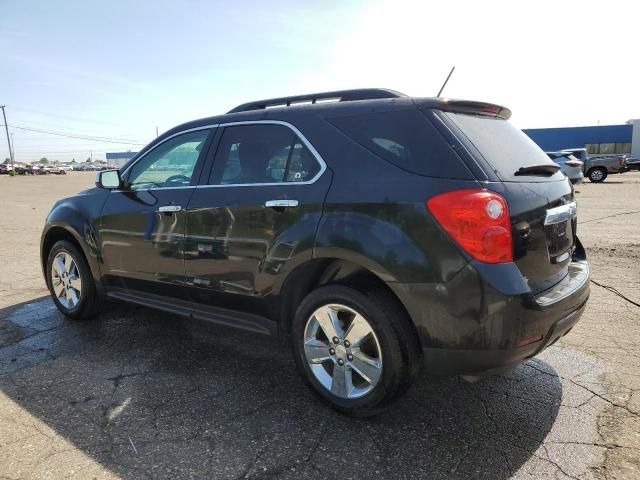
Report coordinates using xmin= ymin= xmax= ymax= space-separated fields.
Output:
xmin=421 ymin=297 xmax=586 ymax=375
xmin=388 ymin=246 xmax=590 ymax=376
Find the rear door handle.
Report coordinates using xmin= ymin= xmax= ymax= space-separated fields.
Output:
xmin=158 ymin=205 xmax=182 ymax=213
xmin=265 ymin=200 xmax=299 ymax=208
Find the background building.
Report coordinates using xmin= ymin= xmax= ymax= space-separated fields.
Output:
xmin=524 ymin=120 xmax=640 ymax=157
xmin=106 ymin=151 xmax=137 ymax=168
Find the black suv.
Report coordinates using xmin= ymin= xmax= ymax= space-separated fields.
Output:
xmin=41 ymin=89 xmax=589 ymax=415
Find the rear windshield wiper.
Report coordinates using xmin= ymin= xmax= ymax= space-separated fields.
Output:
xmin=514 ymin=164 xmax=561 ymax=176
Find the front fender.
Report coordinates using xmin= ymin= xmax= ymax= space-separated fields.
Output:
xmin=41 ymin=188 xmax=109 ymax=284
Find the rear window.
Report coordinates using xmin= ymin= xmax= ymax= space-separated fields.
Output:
xmin=327 ymin=109 xmax=471 ymax=179
xmin=548 ymin=153 xmax=579 ymax=164
xmin=444 ymin=112 xmax=558 ymax=181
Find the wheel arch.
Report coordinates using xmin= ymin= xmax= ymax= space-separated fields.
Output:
xmin=41 ymin=224 xmax=99 ymax=287
xmin=277 ymin=257 xmax=422 ymax=350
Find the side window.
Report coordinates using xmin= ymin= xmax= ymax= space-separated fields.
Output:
xmin=328 ymin=109 xmax=471 ymax=179
xmin=128 ymin=129 xmax=210 ymax=190
xmin=210 ymin=124 xmax=321 ymax=185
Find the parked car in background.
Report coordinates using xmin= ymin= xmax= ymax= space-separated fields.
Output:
xmin=41 ymin=89 xmax=589 ymax=415
xmin=33 ymin=165 xmax=53 ymax=175
xmin=0 ymin=164 xmax=14 ymax=174
xmin=582 ymin=154 xmax=627 ymax=183
xmin=49 ymin=165 xmax=69 ymax=175
xmin=625 ymin=157 xmax=640 ymax=171
xmin=546 ymin=152 xmax=583 ymax=184
xmin=561 ymin=148 xmax=588 ymax=163
xmin=16 ymin=164 xmax=34 ymax=175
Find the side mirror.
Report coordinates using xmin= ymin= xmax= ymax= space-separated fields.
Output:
xmin=95 ymin=169 xmax=122 ymax=189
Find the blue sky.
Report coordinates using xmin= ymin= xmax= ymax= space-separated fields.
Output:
xmin=1 ymin=0 xmax=637 ymax=162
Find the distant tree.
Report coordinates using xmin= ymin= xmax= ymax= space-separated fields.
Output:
xmin=71 ymin=159 xmax=76 ymax=163
xmin=39 ymin=158 xmax=49 ymax=164
xmin=86 ymin=158 xmax=91 ymax=163
xmin=3 ymin=158 xmax=10 ymax=164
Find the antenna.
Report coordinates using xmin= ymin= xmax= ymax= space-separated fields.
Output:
xmin=437 ymin=66 xmax=456 ymax=97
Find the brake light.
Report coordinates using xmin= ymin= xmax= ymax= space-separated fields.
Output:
xmin=619 ymin=157 xmax=625 ymax=166
xmin=481 ymin=105 xmax=501 ymax=115
xmin=565 ymin=160 xmax=583 ymax=167
xmin=426 ymin=189 xmax=513 ymax=263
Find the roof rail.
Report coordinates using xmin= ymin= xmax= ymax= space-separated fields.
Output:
xmin=227 ymin=88 xmax=407 ymax=114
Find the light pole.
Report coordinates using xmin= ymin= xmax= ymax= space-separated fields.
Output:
xmin=0 ymin=105 xmax=14 ymax=170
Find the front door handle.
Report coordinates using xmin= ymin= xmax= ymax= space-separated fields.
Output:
xmin=265 ymin=200 xmax=299 ymax=208
xmin=158 ymin=205 xmax=182 ymax=213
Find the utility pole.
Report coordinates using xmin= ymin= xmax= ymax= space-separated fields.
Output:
xmin=0 ymin=105 xmax=14 ymax=170
xmin=156 ymin=126 xmax=159 ymax=138
xmin=90 ymin=150 xmax=93 ymax=162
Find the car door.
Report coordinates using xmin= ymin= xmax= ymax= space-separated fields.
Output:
xmin=98 ymin=127 xmax=215 ymax=301
xmin=184 ymin=121 xmax=331 ymax=324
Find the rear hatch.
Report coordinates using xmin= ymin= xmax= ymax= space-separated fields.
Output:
xmin=430 ymin=104 xmax=577 ymax=293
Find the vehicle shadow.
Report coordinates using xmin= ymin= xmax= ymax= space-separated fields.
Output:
xmin=0 ymin=297 xmax=562 ymax=479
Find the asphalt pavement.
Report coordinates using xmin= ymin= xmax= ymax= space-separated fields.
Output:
xmin=1 ymin=172 xmax=639 ymax=479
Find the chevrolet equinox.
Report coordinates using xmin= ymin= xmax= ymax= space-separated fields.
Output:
xmin=41 ymin=89 xmax=590 ymax=415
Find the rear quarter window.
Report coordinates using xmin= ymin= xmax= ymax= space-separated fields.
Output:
xmin=327 ymin=109 xmax=472 ymax=179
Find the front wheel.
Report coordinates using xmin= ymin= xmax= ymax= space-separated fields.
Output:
xmin=292 ymin=284 xmax=420 ymax=416
xmin=588 ymin=167 xmax=607 ymax=183
xmin=46 ymin=240 xmax=100 ymax=320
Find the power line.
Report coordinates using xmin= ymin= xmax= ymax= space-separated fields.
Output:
xmin=1 ymin=123 xmax=146 ymax=145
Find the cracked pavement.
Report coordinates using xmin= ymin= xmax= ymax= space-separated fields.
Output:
xmin=0 ymin=172 xmax=639 ymax=479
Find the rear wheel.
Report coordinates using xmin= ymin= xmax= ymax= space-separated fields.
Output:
xmin=292 ymin=284 xmax=419 ymax=416
xmin=588 ymin=167 xmax=607 ymax=183
xmin=46 ymin=240 xmax=100 ymax=320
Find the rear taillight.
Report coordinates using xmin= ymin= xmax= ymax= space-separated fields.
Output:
xmin=619 ymin=157 xmax=626 ymax=166
xmin=426 ymin=189 xmax=513 ymax=263
xmin=565 ymin=160 xmax=583 ymax=167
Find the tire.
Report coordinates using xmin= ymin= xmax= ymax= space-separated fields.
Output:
xmin=46 ymin=240 xmax=100 ymax=320
xmin=291 ymin=284 xmax=420 ymax=416
xmin=587 ymin=167 xmax=607 ymax=183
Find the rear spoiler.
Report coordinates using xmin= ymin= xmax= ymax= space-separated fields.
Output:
xmin=415 ymin=99 xmax=512 ymax=120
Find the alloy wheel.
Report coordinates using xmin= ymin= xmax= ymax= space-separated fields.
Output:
xmin=303 ymin=303 xmax=382 ymax=399
xmin=51 ymin=251 xmax=82 ymax=309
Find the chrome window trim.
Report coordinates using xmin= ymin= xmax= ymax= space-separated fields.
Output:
xmin=116 ymin=125 xmax=219 ymax=192
xmin=112 ymin=185 xmax=199 ymax=193
xmin=544 ymin=201 xmax=577 ymax=226
xmin=114 ymin=119 xmax=327 ymax=192
xmin=197 ymin=119 xmax=327 ymax=188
